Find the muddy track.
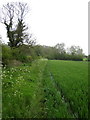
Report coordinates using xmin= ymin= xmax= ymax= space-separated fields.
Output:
xmin=49 ymin=72 xmax=79 ymax=119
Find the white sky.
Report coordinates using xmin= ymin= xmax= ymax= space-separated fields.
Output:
xmin=0 ymin=0 xmax=89 ymax=55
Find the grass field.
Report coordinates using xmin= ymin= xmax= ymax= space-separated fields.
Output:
xmin=2 ymin=59 xmax=88 ymax=118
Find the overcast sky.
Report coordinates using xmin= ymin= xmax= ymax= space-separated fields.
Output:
xmin=0 ymin=0 xmax=89 ymax=55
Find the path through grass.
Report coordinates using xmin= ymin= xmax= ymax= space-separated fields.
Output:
xmin=2 ymin=60 xmax=88 ymax=118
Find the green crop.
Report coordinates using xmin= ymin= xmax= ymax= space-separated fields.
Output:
xmin=43 ymin=60 xmax=88 ymax=118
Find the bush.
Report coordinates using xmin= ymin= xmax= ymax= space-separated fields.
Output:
xmin=11 ymin=48 xmax=27 ymax=62
xmin=2 ymin=43 xmax=37 ymax=67
xmin=27 ymin=56 xmax=33 ymax=62
xmin=2 ymin=44 xmax=12 ymax=66
xmin=2 ymin=44 xmax=30 ymax=67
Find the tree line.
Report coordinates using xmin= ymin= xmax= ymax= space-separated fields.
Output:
xmin=1 ymin=42 xmax=88 ymax=67
xmin=0 ymin=2 xmax=89 ymax=67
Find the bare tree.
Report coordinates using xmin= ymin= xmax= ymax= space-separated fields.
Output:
xmin=1 ymin=2 xmax=30 ymax=48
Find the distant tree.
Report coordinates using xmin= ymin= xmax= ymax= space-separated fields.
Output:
xmin=55 ymin=43 xmax=66 ymax=54
xmin=68 ymin=45 xmax=83 ymax=55
xmin=67 ymin=45 xmax=84 ymax=61
xmin=1 ymin=2 xmax=30 ymax=48
xmin=75 ymin=46 xmax=83 ymax=55
xmin=69 ymin=46 xmax=77 ymax=55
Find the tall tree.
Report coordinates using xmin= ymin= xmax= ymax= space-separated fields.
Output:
xmin=1 ymin=2 xmax=29 ymax=48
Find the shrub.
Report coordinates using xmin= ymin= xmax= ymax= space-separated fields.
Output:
xmin=11 ymin=48 xmax=29 ymax=63
xmin=2 ymin=44 xmax=12 ymax=66
xmin=27 ymin=56 xmax=33 ymax=62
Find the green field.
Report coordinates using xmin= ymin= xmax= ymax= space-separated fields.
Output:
xmin=2 ymin=60 xmax=88 ymax=118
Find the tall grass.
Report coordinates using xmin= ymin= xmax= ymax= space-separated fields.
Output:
xmin=2 ymin=59 xmax=47 ymax=118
